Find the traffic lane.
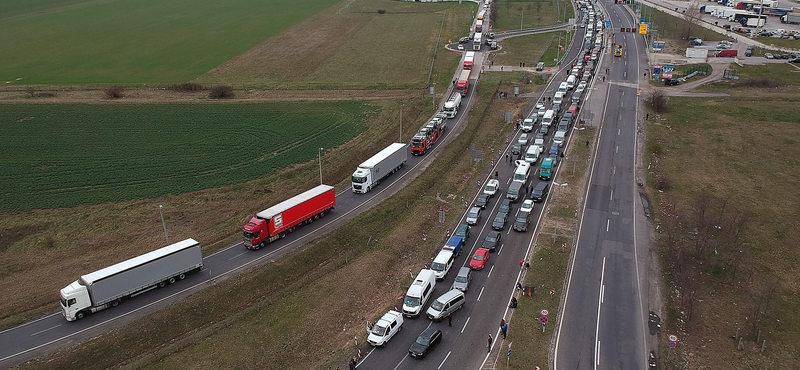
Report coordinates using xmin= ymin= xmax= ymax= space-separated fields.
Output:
xmin=555 ymin=208 xmax=607 ymax=370
xmin=598 ymin=241 xmax=644 ymax=369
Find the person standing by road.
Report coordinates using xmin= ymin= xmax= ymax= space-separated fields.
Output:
xmin=501 ymin=323 xmax=508 ymax=339
xmin=487 ymin=334 xmax=493 ymax=352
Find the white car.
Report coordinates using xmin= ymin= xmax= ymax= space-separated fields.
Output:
xmin=520 ymin=199 xmax=534 ymax=213
xmin=457 ymin=44 xmax=465 ymax=51
xmin=518 ymin=133 xmax=529 ymax=146
xmin=537 ymin=104 xmax=547 ymax=117
xmin=484 ymin=179 xmax=500 ymax=197
xmin=367 ymin=310 xmax=404 ymax=347
xmin=575 ymin=81 xmax=587 ymax=93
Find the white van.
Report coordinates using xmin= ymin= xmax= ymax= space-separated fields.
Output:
xmin=558 ymin=82 xmax=568 ymax=94
xmin=426 ymin=289 xmax=466 ymax=321
xmin=431 ymin=250 xmax=455 ymax=280
xmin=566 ymin=75 xmax=576 ymax=90
xmin=553 ymin=91 xmax=564 ymax=105
xmin=513 ymin=161 xmax=531 ymax=183
xmin=521 ymin=117 xmax=535 ymax=132
xmin=403 ymin=269 xmax=436 ymax=317
xmin=554 ymin=131 xmax=566 ymax=147
xmin=525 ymin=144 xmax=542 ymax=163
xmin=541 ymin=109 xmax=554 ymax=127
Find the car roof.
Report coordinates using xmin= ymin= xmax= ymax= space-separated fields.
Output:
xmin=421 ymin=326 xmax=440 ymax=337
xmin=487 ymin=230 xmax=501 ymax=237
xmin=476 ymin=248 xmax=490 ymax=254
xmin=457 ymin=266 xmax=471 ymax=276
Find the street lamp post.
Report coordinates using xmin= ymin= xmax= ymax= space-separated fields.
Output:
xmin=400 ymin=103 xmax=404 ymax=142
xmin=159 ymin=205 xmax=169 ymax=243
xmin=318 ymin=148 xmax=324 ymax=185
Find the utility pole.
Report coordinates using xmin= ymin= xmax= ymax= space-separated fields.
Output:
xmin=400 ymin=103 xmax=403 ymax=142
xmin=318 ymin=147 xmax=324 ymax=185
xmin=159 ymin=205 xmax=169 ymax=243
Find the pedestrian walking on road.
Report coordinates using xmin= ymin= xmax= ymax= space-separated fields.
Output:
xmin=448 ymin=313 xmax=452 ymax=327
xmin=488 ymin=334 xmax=493 ymax=352
xmin=586 ymin=140 xmax=589 ymax=147
xmin=495 ymin=171 xmax=499 ymax=179
xmin=506 ymin=153 xmax=509 ymax=162
xmin=520 ymin=260 xmax=524 ymax=270
xmin=646 ymin=113 xmax=650 ymax=120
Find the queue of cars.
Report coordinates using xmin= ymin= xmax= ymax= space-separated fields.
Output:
xmin=365 ymin=1 xmax=600 ymax=359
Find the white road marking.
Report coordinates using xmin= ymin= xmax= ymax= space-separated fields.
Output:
xmin=391 ymin=354 xmax=409 ymax=370
xmin=227 ymin=252 xmax=247 ymax=261
xmin=477 ymin=286 xmax=485 ymax=301
xmin=610 ymin=189 xmax=614 ymax=201
xmin=30 ymin=325 xmax=61 ymax=337
xmin=606 ymin=219 xmax=610 ymax=232
xmin=461 ymin=317 xmax=471 ymax=333
xmin=497 ymin=243 xmax=504 ymax=255
xmin=595 ymin=257 xmax=607 ymax=369
xmin=615 ymin=145 xmax=618 ymax=153
xmin=487 ymin=265 xmax=494 ymax=278
xmin=438 ymin=351 xmax=452 ymax=369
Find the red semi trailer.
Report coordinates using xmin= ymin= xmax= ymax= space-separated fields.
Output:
xmin=242 ymin=184 xmax=336 ymax=250
xmin=456 ymin=69 xmax=471 ymax=96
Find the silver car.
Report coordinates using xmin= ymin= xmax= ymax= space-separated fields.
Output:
xmin=451 ymin=267 xmax=472 ymax=292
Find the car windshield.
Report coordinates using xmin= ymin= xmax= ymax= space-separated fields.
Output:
xmin=486 ymin=235 xmax=497 ymax=242
xmin=405 ymin=296 xmax=420 ymax=307
xmin=494 ymin=216 xmax=504 ymax=223
xmin=416 ymin=335 xmax=431 ymax=346
xmin=352 ymin=176 xmax=366 ymax=183
xmin=372 ymin=325 xmax=388 ymax=336
xmin=456 ymin=276 xmax=468 ymax=283
xmin=516 ymin=216 xmax=527 ymax=222
xmin=430 ymin=299 xmax=445 ymax=311
xmin=486 ymin=184 xmax=496 ymax=192
xmin=468 ymin=212 xmax=478 ymax=218
xmin=431 ymin=262 xmax=445 ymax=272
xmin=473 ymin=254 xmax=485 ymax=261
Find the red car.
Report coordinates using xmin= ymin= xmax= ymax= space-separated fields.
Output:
xmin=470 ymin=248 xmax=490 ymax=270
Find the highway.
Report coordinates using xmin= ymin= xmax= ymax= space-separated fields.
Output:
xmin=0 ymin=80 xmax=481 ymax=369
xmin=355 ymin=8 xmax=597 ymax=370
xmin=554 ymin=0 xmax=650 ymax=369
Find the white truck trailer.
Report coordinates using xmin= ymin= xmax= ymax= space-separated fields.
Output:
xmin=443 ymin=93 xmax=462 ymax=118
xmin=59 ymin=238 xmax=203 ymax=321
xmin=351 ymin=143 xmax=408 ymax=193
xmin=473 ymin=32 xmax=483 ymax=51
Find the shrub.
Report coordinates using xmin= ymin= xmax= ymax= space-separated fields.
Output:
xmin=208 ymin=85 xmax=234 ymax=99
xmin=655 ymin=174 xmax=672 ymax=191
xmin=377 ymin=9 xmax=386 ymax=14
xmin=170 ymin=83 xmax=204 ymax=92
xmin=104 ymin=87 xmax=125 ymax=99
xmin=732 ymin=78 xmax=783 ymax=88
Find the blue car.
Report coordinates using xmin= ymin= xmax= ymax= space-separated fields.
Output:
xmin=549 ymin=142 xmax=560 ymax=156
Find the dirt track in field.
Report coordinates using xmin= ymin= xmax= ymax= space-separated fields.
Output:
xmin=0 ymin=88 xmax=418 ymax=104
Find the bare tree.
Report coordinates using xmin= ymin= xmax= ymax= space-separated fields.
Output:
xmin=749 ymin=281 xmax=779 ymax=337
xmin=678 ymin=2 xmax=703 ymax=40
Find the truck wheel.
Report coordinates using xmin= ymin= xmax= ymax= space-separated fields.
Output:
xmin=279 ymin=232 xmax=286 ymax=239
xmin=111 ymin=300 xmax=119 ymax=307
xmin=179 ymin=273 xmax=186 ymax=280
xmin=76 ymin=311 xmax=86 ymax=320
xmin=168 ymin=277 xmax=176 ymax=284
xmin=257 ymin=242 xmax=266 ymax=250
xmin=307 ymin=217 xmax=313 ymax=224
xmin=158 ymin=281 xmax=167 ymax=288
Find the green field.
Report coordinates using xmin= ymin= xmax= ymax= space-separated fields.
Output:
xmin=200 ymin=0 xmax=475 ymax=89
xmin=644 ymin=64 xmax=800 ymax=368
xmin=0 ymin=103 xmax=374 ymax=213
xmin=0 ymin=0 xmax=341 ymax=84
xmin=491 ymin=0 xmax=573 ymax=31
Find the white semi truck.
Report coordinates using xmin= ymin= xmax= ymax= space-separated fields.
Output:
xmin=351 ymin=143 xmax=408 ymax=193
xmin=59 ymin=238 xmax=203 ymax=321
xmin=473 ymin=32 xmax=483 ymax=51
xmin=443 ymin=93 xmax=462 ymax=118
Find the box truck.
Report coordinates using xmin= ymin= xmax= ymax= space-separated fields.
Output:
xmin=456 ymin=69 xmax=471 ymax=96
xmin=443 ymin=236 xmax=464 ymax=256
xmin=352 ymin=143 xmax=408 ymax=193
xmin=59 ymin=238 xmax=203 ymax=321
xmin=464 ymin=51 xmax=475 ymax=69
xmin=716 ymin=49 xmax=739 ymax=57
xmin=243 ymin=184 xmax=336 ymax=249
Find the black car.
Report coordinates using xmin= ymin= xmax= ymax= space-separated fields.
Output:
xmin=409 ymin=327 xmax=442 ymax=358
xmin=459 ymin=36 xmax=470 ymax=43
xmin=511 ymin=143 xmax=522 ymax=155
xmin=482 ymin=230 xmax=502 ymax=252
xmin=492 ymin=212 xmax=508 ymax=231
xmin=475 ymin=194 xmax=491 ymax=209
xmin=513 ymin=212 xmax=530 ymax=232
xmin=498 ymin=199 xmax=512 ymax=214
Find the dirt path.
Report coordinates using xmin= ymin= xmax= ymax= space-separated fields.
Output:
xmin=0 ymin=88 xmax=418 ymax=104
xmin=661 ymin=60 xmax=731 ymax=97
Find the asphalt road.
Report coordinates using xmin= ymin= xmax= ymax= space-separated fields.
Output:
xmin=355 ymin=13 xmax=596 ymax=370
xmin=554 ymin=1 xmax=650 ymax=369
xmin=0 ymin=79 xmax=482 ymax=369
